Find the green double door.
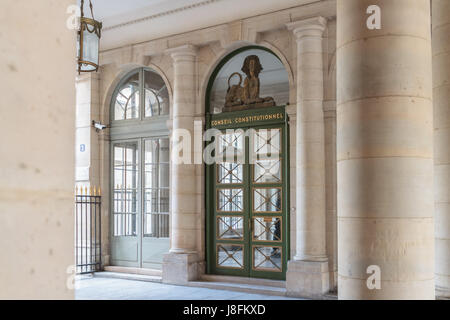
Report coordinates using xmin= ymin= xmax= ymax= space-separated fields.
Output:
xmin=207 ymin=108 xmax=289 ymax=280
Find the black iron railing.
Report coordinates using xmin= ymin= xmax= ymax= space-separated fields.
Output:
xmin=75 ymin=186 xmax=102 ymax=274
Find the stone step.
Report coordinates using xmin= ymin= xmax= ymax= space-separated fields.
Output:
xmin=200 ymin=274 xmax=286 ymax=288
xmin=94 ymin=271 xmax=162 ymax=283
xmin=103 ymin=266 xmax=162 ymax=277
xmin=187 ymin=280 xmax=288 ymax=297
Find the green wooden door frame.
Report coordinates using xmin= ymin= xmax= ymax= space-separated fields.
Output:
xmin=205 ymin=106 xmax=290 ymax=280
xmin=204 ymin=46 xmax=290 ymax=280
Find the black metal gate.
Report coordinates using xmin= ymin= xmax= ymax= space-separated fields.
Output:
xmin=75 ymin=186 xmax=102 ymax=274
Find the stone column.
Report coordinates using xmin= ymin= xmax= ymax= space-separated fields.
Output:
xmin=286 ymin=17 xmax=330 ymax=298
xmin=162 ymin=44 xmax=200 ymax=284
xmin=0 ymin=0 xmax=76 ymax=299
xmin=433 ymin=0 xmax=450 ymax=298
xmin=337 ymin=0 xmax=435 ymax=299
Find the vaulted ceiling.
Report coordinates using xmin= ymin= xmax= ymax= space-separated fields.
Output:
xmin=82 ymin=0 xmax=319 ymax=51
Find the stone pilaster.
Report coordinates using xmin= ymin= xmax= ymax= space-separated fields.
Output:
xmin=324 ymin=100 xmax=337 ymax=291
xmin=337 ymin=0 xmax=434 ymax=299
xmin=75 ymin=72 xmax=108 ymax=266
xmin=285 ymin=17 xmax=330 ymax=298
xmin=162 ymin=44 xmax=201 ymax=284
xmin=75 ymin=72 xmax=101 ymax=189
xmin=432 ymin=0 xmax=450 ymax=298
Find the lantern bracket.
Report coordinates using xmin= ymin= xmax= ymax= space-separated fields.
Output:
xmin=77 ymin=0 xmax=102 ymax=74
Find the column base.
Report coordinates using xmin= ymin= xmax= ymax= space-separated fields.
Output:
xmin=162 ymin=253 xmax=201 ymax=285
xmin=436 ymin=286 xmax=450 ymax=299
xmin=286 ymin=260 xmax=330 ymax=298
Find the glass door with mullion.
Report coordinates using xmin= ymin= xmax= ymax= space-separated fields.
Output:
xmin=141 ymin=137 xmax=170 ymax=269
xmin=213 ymin=130 xmax=249 ymax=276
xmin=210 ymin=125 xmax=287 ymax=280
xmin=250 ymin=125 xmax=286 ymax=280
xmin=111 ymin=140 xmax=141 ymax=267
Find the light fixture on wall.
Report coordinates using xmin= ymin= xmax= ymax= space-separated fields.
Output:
xmin=77 ymin=0 xmax=102 ymax=74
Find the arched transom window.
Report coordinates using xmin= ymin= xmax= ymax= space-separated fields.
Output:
xmin=113 ymin=68 xmax=169 ymax=121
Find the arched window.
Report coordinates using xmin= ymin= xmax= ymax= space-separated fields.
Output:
xmin=113 ymin=68 xmax=169 ymax=121
xmin=207 ymin=47 xmax=289 ymax=114
xmin=109 ymin=67 xmax=170 ymax=270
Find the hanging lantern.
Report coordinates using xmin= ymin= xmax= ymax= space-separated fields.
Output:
xmin=77 ymin=0 xmax=102 ymax=73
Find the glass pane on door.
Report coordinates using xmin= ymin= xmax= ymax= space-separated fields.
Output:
xmin=253 ymin=188 xmax=282 ymax=213
xmin=144 ymin=138 xmax=170 ymax=238
xmin=253 ymin=128 xmax=281 ymax=156
xmin=217 ymin=131 xmax=244 ymax=162
xmin=218 ymin=162 xmax=243 ymax=184
xmin=253 ymin=246 xmax=282 ymax=272
xmin=254 ymin=159 xmax=281 ymax=183
xmin=113 ymin=142 xmax=139 ymax=236
xmin=253 ymin=217 xmax=282 ymax=242
xmin=217 ymin=188 xmax=244 ymax=212
xmin=217 ymin=216 xmax=244 ymax=240
xmin=217 ymin=244 xmax=244 ymax=269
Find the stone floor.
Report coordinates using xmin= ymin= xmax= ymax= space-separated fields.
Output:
xmin=75 ymin=276 xmax=301 ymax=300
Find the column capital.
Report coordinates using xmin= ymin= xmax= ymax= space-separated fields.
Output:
xmin=286 ymin=16 xmax=327 ymax=40
xmin=165 ymin=44 xmax=197 ymax=62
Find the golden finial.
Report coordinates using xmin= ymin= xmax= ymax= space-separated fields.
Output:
xmin=98 ymin=187 xmax=102 ymax=196
xmin=75 ymin=186 xmax=78 ymax=195
xmin=84 ymin=186 xmax=88 ymax=195
xmin=93 ymin=186 xmax=97 ymax=196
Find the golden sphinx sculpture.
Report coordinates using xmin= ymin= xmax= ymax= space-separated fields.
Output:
xmin=224 ymin=55 xmax=276 ymax=112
